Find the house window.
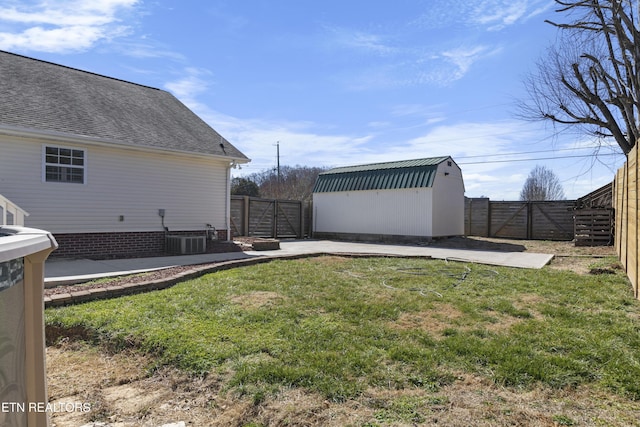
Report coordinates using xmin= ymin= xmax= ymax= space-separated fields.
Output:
xmin=43 ymin=146 xmax=85 ymax=184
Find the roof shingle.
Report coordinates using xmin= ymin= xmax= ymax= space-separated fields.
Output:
xmin=0 ymin=50 xmax=248 ymax=160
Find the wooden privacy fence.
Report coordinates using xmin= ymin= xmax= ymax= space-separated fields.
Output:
xmin=614 ymin=144 xmax=639 ymax=299
xmin=465 ymin=198 xmax=576 ymax=241
xmin=230 ymin=196 xmax=307 ymax=239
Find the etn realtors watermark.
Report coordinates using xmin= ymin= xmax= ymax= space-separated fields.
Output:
xmin=1 ymin=401 xmax=91 ymax=413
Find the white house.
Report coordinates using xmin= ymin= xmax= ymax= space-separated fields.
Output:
xmin=0 ymin=51 xmax=249 ymax=258
xmin=312 ymin=157 xmax=465 ymax=242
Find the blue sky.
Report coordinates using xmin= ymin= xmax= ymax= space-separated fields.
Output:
xmin=0 ymin=0 xmax=626 ymax=199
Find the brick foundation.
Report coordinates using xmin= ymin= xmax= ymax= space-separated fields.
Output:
xmin=51 ymin=229 xmax=233 ymax=259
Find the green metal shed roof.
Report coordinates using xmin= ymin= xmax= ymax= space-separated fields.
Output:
xmin=313 ymin=156 xmax=451 ymax=193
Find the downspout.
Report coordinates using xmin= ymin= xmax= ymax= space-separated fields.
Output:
xmin=225 ymin=162 xmax=232 ymax=241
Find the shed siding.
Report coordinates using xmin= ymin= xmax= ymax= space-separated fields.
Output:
xmin=313 ymin=188 xmax=433 ymax=237
xmin=0 ymin=136 xmax=228 ymax=233
xmin=431 ymin=162 xmax=465 ymax=236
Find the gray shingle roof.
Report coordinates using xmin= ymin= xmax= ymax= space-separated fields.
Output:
xmin=0 ymin=50 xmax=248 ymax=160
xmin=313 ymin=157 xmax=452 ymax=192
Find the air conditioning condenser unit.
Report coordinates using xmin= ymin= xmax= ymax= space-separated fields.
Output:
xmin=165 ymin=235 xmax=206 ymax=255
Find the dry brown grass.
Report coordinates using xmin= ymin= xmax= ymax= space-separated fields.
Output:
xmin=48 ymin=342 xmax=640 ymax=427
xmin=391 ymin=304 xmax=463 ymax=337
xmin=230 ymin=291 xmax=285 ymax=310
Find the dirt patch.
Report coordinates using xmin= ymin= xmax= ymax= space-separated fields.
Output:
xmin=47 ymin=342 xmax=226 ymax=427
xmin=231 ymin=291 xmax=284 ymax=310
xmin=47 ymin=343 xmax=640 ymax=427
xmin=392 ymin=304 xmax=463 ymax=336
xmin=391 ymin=302 xmax=539 ymax=338
xmin=430 ymin=236 xmax=614 ymax=256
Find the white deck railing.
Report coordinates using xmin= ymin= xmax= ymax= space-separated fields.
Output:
xmin=0 ymin=194 xmax=29 ymax=226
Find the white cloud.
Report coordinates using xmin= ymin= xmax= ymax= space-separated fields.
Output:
xmin=326 ymin=26 xmax=397 ymax=56
xmin=403 ymin=121 xmax=534 ymax=158
xmin=440 ymin=45 xmax=499 ymax=78
xmin=114 ymin=40 xmax=186 ymax=60
xmin=472 ymin=0 xmax=553 ymax=30
xmin=164 ymin=66 xmax=620 ymax=199
xmin=324 ymin=2 xmax=539 ymax=90
xmin=411 ymin=0 xmax=551 ymax=32
xmin=164 ymin=68 xmax=212 ymax=101
xmin=164 ymin=70 xmax=373 ymax=172
xmin=472 ymin=0 xmax=530 ymax=30
xmin=212 ymin=113 xmax=375 ymax=173
xmin=0 ymin=0 xmax=139 ymax=53
xmin=345 ymin=47 xmax=496 ymax=90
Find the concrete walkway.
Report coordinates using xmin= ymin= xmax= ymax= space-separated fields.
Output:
xmin=45 ymin=239 xmax=554 ymax=286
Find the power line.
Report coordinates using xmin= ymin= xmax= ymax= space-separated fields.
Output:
xmin=455 ymin=146 xmax=622 ymax=160
xmin=458 ymin=152 xmax=622 ymax=165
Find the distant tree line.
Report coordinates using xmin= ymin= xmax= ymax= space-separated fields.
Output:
xmin=235 ymin=164 xmax=569 ymax=203
xmin=231 ymin=165 xmax=327 ymax=202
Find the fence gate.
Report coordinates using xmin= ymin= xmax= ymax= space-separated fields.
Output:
xmin=230 ymin=196 xmax=303 ymax=238
xmin=530 ymin=201 xmax=576 ymax=240
xmin=467 ymin=199 xmax=576 ymax=240
xmin=490 ymin=201 xmax=530 ymax=239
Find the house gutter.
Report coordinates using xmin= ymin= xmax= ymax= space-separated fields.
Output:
xmin=0 ymin=125 xmax=250 ymax=164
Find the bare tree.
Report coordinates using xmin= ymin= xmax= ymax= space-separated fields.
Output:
xmin=520 ymin=165 xmax=566 ymax=201
xmin=521 ymin=0 xmax=640 ymax=155
xmin=239 ymin=165 xmax=327 ymax=202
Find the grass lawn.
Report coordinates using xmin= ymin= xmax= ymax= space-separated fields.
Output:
xmin=45 ymin=255 xmax=640 ymax=425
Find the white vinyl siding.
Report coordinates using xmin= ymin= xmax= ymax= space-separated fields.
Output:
xmin=431 ymin=162 xmax=465 ymax=236
xmin=314 ymin=188 xmax=434 ymax=237
xmin=1 ymin=136 xmax=229 ymax=233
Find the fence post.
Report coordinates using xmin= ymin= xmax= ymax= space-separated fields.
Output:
xmin=633 ymin=145 xmax=640 ymax=298
xmin=622 ymin=163 xmax=628 ymax=268
xmin=272 ymin=200 xmax=278 ymax=238
xmin=24 ymin=250 xmax=51 ymax=427
xmin=0 ymin=226 xmax=57 ymax=427
xmin=527 ymin=202 xmax=533 ymax=239
xmin=243 ymin=196 xmax=250 ymax=237
xmin=298 ymin=200 xmax=303 ymax=238
xmin=487 ymin=200 xmax=492 ymax=237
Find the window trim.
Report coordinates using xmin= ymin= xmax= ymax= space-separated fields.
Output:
xmin=42 ymin=145 xmax=87 ymax=184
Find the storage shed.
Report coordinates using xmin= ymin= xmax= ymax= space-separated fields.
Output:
xmin=312 ymin=157 xmax=465 ymax=242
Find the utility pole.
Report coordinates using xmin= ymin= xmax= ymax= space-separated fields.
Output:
xmin=274 ymin=141 xmax=281 ymax=199
xmin=276 ymin=141 xmax=281 ymax=184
